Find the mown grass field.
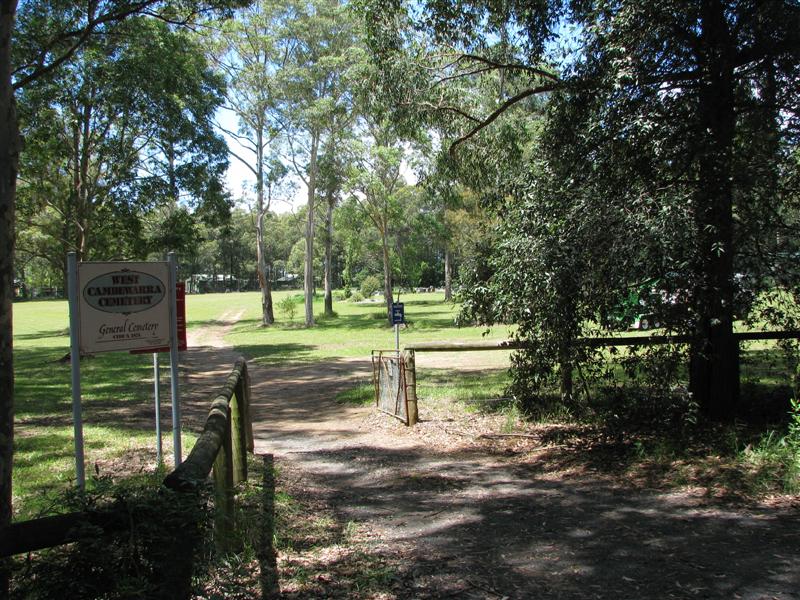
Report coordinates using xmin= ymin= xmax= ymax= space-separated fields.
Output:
xmin=223 ymin=290 xmax=511 ymax=364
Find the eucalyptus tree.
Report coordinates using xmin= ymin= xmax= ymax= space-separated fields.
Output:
xmin=344 ymin=121 xmax=409 ymax=323
xmin=359 ymin=0 xmax=800 ymax=420
xmin=269 ymin=0 xmax=358 ymax=326
xmin=421 ymin=178 xmax=488 ymax=301
xmin=335 ymin=197 xmax=382 ymax=292
xmin=16 ymin=17 xmax=229 ymax=276
xmin=210 ymin=0 xmax=288 ymax=324
xmin=318 ymin=128 xmax=351 ymax=316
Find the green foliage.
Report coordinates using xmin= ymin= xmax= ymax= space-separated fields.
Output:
xmin=10 ymin=475 xmax=213 ymax=600
xmin=15 ymin=15 xmax=231 ymax=275
xmin=359 ymin=274 xmax=382 ymax=298
xmin=738 ymin=400 xmax=800 ymax=495
xmin=363 ymin=0 xmax=800 ymax=420
xmin=278 ymin=295 xmax=298 ymax=321
xmin=789 ymin=398 xmax=800 ymax=449
xmin=594 ymin=387 xmax=699 ymax=443
xmin=766 ymin=397 xmax=800 ymax=492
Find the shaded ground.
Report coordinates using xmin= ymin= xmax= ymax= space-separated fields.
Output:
xmin=180 ymin=318 xmax=800 ymax=600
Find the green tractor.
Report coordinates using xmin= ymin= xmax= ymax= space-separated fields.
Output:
xmin=603 ymin=281 xmax=665 ymax=331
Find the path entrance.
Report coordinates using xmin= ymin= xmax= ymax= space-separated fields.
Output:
xmin=181 ymin=316 xmax=800 ymax=599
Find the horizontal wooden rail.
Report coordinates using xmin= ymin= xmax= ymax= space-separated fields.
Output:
xmin=164 ymin=356 xmax=252 ymax=492
xmin=402 ymin=331 xmax=800 ymax=429
xmin=406 ymin=331 xmax=800 ymax=353
xmin=0 ymin=508 xmax=127 ymax=558
xmin=405 ymin=340 xmax=520 ymax=352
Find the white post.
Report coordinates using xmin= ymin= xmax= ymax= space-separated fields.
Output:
xmin=153 ymin=352 xmax=162 ymax=465
xmin=67 ymin=252 xmax=85 ymax=490
xmin=168 ymin=252 xmax=182 ymax=466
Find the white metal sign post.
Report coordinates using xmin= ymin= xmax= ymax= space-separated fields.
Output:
xmin=67 ymin=254 xmax=180 ymax=489
xmin=153 ymin=352 xmax=162 ymax=465
xmin=167 ymin=252 xmax=181 ymax=466
xmin=67 ymin=253 xmax=85 ymax=490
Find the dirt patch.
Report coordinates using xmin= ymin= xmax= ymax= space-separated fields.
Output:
xmin=179 ymin=316 xmax=800 ymax=599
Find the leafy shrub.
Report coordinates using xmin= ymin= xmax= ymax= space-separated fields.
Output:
xmin=11 ymin=475 xmax=213 ymax=600
xmin=592 ymin=345 xmax=698 ymax=438
xmin=359 ymin=275 xmax=382 ymax=299
xmin=278 ymin=295 xmax=298 ymax=321
xmin=349 ymin=291 xmax=364 ymax=303
xmin=739 ymin=401 xmax=800 ymax=495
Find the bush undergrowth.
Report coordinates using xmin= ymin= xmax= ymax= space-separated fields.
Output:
xmin=11 ymin=473 xmax=213 ymax=600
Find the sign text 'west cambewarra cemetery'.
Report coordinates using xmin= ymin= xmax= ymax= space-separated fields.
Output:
xmin=78 ymin=262 xmax=171 ymax=353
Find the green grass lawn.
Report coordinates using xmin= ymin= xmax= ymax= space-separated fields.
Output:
xmin=12 ymin=296 xmax=210 ymax=519
xmin=226 ymin=290 xmax=511 ymax=365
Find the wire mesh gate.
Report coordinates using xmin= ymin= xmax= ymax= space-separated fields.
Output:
xmin=371 ymin=350 xmax=410 ymax=424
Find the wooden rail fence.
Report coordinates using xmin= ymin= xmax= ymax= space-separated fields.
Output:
xmin=403 ymin=331 xmax=800 ymax=423
xmin=1 ymin=357 xmax=255 ymax=598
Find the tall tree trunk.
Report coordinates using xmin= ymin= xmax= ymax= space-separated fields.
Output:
xmin=689 ymin=0 xmax=739 ymax=421
xmin=304 ymin=133 xmax=319 ymax=327
xmin=255 ymin=128 xmax=274 ymax=325
xmin=167 ymin=139 xmax=178 ymax=201
xmin=71 ymin=96 xmax=92 ymax=261
xmin=323 ymin=192 xmax=334 ymax=316
xmin=444 ymin=246 xmax=452 ymax=301
xmin=381 ymin=223 xmax=393 ymax=325
xmin=0 ymin=3 xmax=19 ymax=594
xmin=256 ymin=210 xmax=274 ymax=325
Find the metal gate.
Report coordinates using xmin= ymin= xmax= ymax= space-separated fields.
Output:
xmin=371 ymin=350 xmax=409 ymax=424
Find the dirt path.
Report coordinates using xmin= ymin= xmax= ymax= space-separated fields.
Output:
xmin=181 ymin=318 xmax=800 ymax=599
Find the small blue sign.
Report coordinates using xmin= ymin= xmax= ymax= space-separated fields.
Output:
xmin=391 ymin=302 xmax=405 ymax=325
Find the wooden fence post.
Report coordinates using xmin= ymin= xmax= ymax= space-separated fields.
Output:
xmin=212 ymin=404 xmax=236 ymax=554
xmin=259 ymin=454 xmax=280 ymax=599
xmin=404 ymin=350 xmax=418 ymax=426
xmin=230 ymin=392 xmax=246 ymax=486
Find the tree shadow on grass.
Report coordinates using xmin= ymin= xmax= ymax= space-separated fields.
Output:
xmin=233 ymin=342 xmax=318 ymax=365
xmin=13 ymin=432 xmax=76 ymax=470
xmin=401 ymin=298 xmax=449 ymax=307
xmin=14 ymin=348 xmax=161 ymax=420
xmin=404 ymin=317 xmax=460 ymax=330
xmin=14 ymin=328 xmax=70 ymax=341
xmin=15 ymin=347 xmax=157 ymax=421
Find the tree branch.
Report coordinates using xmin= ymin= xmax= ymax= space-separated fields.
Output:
xmin=405 ymin=101 xmax=481 ymax=123
xmin=449 ymin=84 xmax=557 ymax=155
xmin=456 ymin=54 xmax=560 ymax=83
xmin=13 ymin=1 xmax=161 ymax=90
xmin=228 ymin=147 xmax=259 ymax=178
